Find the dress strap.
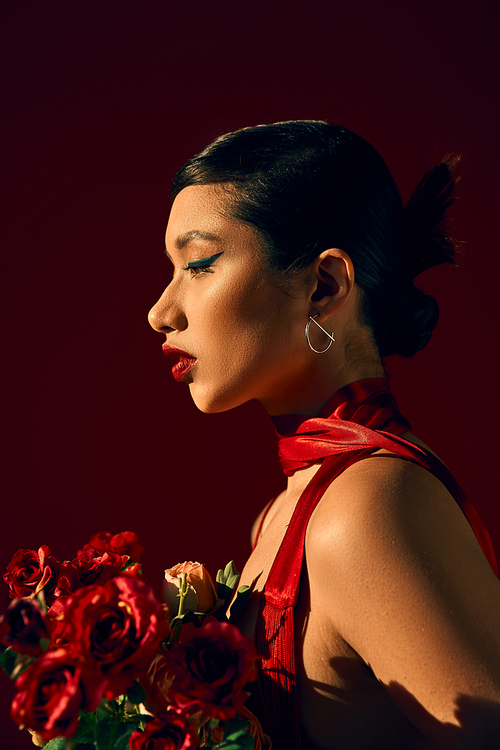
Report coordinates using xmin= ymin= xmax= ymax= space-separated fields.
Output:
xmin=262 ymin=451 xmax=372 ymax=605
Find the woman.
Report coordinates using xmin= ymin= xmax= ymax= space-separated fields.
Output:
xmin=148 ymin=121 xmax=500 ymax=749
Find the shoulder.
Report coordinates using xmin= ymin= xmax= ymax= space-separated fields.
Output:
xmin=304 ymin=454 xmax=500 ymax=736
xmin=304 ymin=454 xmax=500 ymax=662
xmin=307 ymin=453 xmax=483 ymax=572
xmin=306 ymin=456 xmax=500 ymax=722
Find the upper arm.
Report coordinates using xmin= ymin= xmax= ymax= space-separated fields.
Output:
xmin=306 ymin=457 xmax=500 ymax=746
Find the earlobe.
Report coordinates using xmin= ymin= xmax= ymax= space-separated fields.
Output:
xmin=310 ymin=249 xmax=355 ymax=316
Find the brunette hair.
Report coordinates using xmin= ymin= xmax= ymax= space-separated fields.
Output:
xmin=171 ymin=120 xmax=459 ymax=358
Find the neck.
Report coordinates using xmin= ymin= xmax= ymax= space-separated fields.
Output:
xmin=261 ymin=359 xmax=386 ymax=417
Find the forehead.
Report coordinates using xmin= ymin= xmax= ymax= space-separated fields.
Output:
xmin=166 ymin=184 xmax=242 ymax=247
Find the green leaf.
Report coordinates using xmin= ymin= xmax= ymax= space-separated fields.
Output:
xmin=95 ymin=703 xmax=112 ymax=722
xmin=76 ymin=710 xmax=97 ymax=743
xmin=218 ymin=718 xmax=255 ymax=750
xmin=215 ymin=738 xmax=254 ymax=750
xmin=216 ymin=561 xmax=241 ymax=591
xmin=42 ymin=738 xmax=67 ymax=750
xmin=0 ymin=646 xmax=17 ymax=677
xmin=215 ymin=717 xmax=254 ymax=750
xmin=223 ymin=717 xmax=250 ymax=739
xmin=94 ymin=715 xmax=120 ymax=750
xmin=216 ymin=561 xmax=241 ymax=609
xmin=126 ymin=680 xmax=147 ymax=705
xmin=112 ymin=725 xmax=138 ymax=750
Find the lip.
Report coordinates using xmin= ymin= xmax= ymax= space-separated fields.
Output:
xmin=162 ymin=344 xmax=197 ymax=382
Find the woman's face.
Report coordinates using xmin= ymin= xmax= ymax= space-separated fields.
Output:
xmin=148 ymin=184 xmax=313 ymax=414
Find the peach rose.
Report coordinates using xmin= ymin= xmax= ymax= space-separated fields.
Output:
xmin=163 ymin=562 xmax=217 ymax=616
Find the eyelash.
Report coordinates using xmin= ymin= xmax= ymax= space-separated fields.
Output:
xmin=181 ymin=252 xmax=223 ymax=277
xmin=181 ymin=263 xmax=214 ymax=277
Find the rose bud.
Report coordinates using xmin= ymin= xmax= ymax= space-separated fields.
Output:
xmin=163 ymin=562 xmax=217 ymax=617
xmin=0 ymin=598 xmax=49 ymax=656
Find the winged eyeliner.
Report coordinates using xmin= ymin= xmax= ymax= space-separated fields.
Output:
xmin=186 ymin=251 xmax=224 ymax=269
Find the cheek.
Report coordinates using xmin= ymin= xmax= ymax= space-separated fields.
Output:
xmin=184 ymin=268 xmax=307 ymax=413
xmin=199 ymin=280 xmax=301 ymax=379
xmin=189 ymin=272 xmax=269 ymax=347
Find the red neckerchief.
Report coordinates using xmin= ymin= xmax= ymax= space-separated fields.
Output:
xmin=272 ymin=378 xmax=411 ymax=476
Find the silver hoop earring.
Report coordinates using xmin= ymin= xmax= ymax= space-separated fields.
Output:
xmin=305 ymin=314 xmax=335 ymax=354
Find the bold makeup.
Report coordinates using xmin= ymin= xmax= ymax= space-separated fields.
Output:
xmin=162 ymin=345 xmax=197 ymax=382
xmin=186 ymin=251 xmax=223 ymax=270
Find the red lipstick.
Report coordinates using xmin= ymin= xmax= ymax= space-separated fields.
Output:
xmin=162 ymin=344 xmax=197 ymax=382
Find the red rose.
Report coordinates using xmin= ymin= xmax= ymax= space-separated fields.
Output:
xmin=0 ymin=597 xmax=49 ymax=656
xmin=80 ymin=531 xmax=113 ymax=554
xmin=129 ymin=712 xmax=200 ymax=750
xmin=165 ymin=619 xmax=258 ymax=720
xmin=81 ymin=531 xmax=144 ymax=562
xmin=55 ymin=576 xmax=170 ymax=698
xmin=10 ymin=648 xmax=105 ymax=741
xmin=54 ymin=549 xmax=129 ymax=597
xmin=3 ymin=546 xmax=60 ymax=601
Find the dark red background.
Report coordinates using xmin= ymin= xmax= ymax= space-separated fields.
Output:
xmin=1 ymin=1 xmax=499 ymax=745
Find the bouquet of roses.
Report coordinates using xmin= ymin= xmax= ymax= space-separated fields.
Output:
xmin=0 ymin=531 xmax=268 ymax=750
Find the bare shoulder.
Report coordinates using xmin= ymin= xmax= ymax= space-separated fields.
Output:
xmin=307 ymin=454 xmax=490 ymax=582
xmin=305 ymin=454 xmax=500 ymax=740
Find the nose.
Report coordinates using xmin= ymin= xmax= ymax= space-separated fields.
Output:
xmin=148 ymin=286 xmax=179 ymax=334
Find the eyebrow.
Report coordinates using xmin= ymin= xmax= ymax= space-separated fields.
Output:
xmin=164 ymin=230 xmax=222 ymax=261
xmin=175 ymin=230 xmax=221 ymax=249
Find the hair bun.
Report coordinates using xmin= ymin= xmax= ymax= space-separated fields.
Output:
xmin=380 ymin=284 xmax=439 ymax=358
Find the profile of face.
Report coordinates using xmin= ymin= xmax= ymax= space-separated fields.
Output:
xmin=148 ymin=185 xmax=322 ymax=415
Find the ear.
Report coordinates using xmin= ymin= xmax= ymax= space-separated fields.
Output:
xmin=309 ymin=248 xmax=355 ymax=319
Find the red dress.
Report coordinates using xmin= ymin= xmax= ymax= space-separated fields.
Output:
xmin=250 ymin=378 xmax=497 ymax=750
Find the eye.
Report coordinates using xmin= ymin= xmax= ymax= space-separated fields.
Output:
xmin=182 ymin=251 xmax=223 ymax=277
xmin=182 ymin=264 xmax=212 ymax=277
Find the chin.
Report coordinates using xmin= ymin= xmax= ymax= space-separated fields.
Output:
xmin=188 ymin=383 xmax=248 ymax=415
